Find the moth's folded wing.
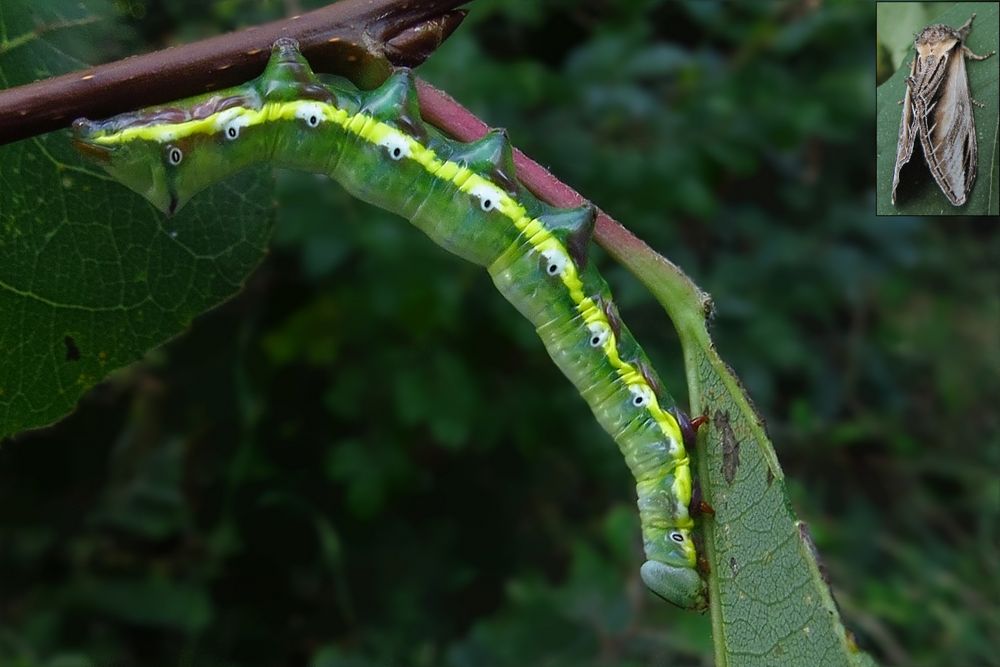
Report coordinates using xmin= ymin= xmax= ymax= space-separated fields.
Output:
xmin=891 ymin=60 xmax=919 ymax=206
xmin=918 ymin=51 xmax=977 ymax=206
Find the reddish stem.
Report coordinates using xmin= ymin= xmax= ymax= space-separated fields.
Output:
xmin=415 ymin=79 xmax=658 ymax=254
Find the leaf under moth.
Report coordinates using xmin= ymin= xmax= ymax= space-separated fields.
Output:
xmin=876 ymin=2 xmax=999 ymax=215
xmin=0 ymin=0 xmax=276 ymax=439
xmin=597 ymin=228 xmax=878 ymax=666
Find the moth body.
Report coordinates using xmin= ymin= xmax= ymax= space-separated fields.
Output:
xmin=73 ymin=38 xmax=707 ymax=611
xmin=891 ymin=14 xmax=994 ymax=207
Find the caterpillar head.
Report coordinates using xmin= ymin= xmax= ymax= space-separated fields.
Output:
xmin=73 ymin=116 xmax=177 ymax=214
xmin=71 ymin=38 xmax=327 ymax=215
xmin=72 ymin=98 xmax=272 ymax=216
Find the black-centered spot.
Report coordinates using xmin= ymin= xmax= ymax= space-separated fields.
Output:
xmin=64 ymin=336 xmax=80 ymax=362
xmin=633 ymin=395 xmax=645 ymax=407
xmin=227 ymin=127 xmax=238 ymax=139
xmin=392 ymin=147 xmax=402 ymax=158
xmin=308 ymin=115 xmax=319 ymax=127
xmin=167 ymin=147 xmax=183 ymax=165
xmin=670 ymin=532 xmax=684 ymax=543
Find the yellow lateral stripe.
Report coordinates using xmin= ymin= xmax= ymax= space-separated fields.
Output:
xmin=92 ymin=99 xmax=688 ymax=464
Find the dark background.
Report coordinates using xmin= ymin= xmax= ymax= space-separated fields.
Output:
xmin=1 ymin=1 xmax=997 ymax=666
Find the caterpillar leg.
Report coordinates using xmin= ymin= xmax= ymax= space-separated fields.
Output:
xmin=668 ymin=407 xmax=707 ymax=450
xmin=640 ymin=560 xmax=708 ymax=611
xmin=691 ymin=482 xmax=715 ymax=517
xmin=686 ymin=417 xmax=714 ymax=516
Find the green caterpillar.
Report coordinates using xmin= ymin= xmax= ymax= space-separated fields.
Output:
xmin=72 ymin=38 xmax=708 ymax=611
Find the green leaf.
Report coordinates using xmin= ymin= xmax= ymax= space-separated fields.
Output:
xmin=0 ymin=0 xmax=275 ymax=439
xmin=599 ymin=228 xmax=878 ymax=666
xmin=875 ymin=2 xmax=1000 ymax=215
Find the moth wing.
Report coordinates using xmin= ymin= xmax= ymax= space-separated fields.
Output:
xmin=891 ymin=56 xmax=919 ymax=205
xmin=918 ymin=48 xmax=977 ymax=206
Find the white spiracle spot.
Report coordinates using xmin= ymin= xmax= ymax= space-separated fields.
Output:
xmin=166 ymin=146 xmax=183 ymax=166
xmin=541 ymin=248 xmax=568 ymax=277
xmin=629 ymin=384 xmax=655 ymax=408
xmin=470 ymin=183 xmax=504 ymax=212
xmin=587 ymin=322 xmax=610 ymax=348
xmin=379 ymin=133 xmax=411 ymax=161
xmin=224 ymin=118 xmax=248 ymax=140
xmin=216 ymin=109 xmax=251 ymax=140
xmin=294 ymin=102 xmax=327 ymax=128
xmin=669 ymin=531 xmax=686 ymax=544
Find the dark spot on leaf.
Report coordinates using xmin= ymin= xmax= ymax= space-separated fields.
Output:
xmin=64 ymin=336 xmax=80 ymax=361
xmin=766 ymin=466 xmax=775 ymax=487
xmin=729 ymin=557 xmax=739 ymax=578
xmin=714 ymin=410 xmax=740 ymax=485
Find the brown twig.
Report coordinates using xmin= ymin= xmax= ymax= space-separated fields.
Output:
xmin=0 ymin=0 xmax=467 ymax=146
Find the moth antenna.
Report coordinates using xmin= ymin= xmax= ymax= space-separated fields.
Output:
xmin=361 ymin=68 xmax=425 ymax=138
xmin=958 ymin=13 xmax=975 ymax=39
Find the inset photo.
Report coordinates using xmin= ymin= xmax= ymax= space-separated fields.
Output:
xmin=876 ymin=1 xmax=999 ymax=215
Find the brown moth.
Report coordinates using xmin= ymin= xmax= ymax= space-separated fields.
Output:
xmin=891 ymin=13 xmax=995 ymax=207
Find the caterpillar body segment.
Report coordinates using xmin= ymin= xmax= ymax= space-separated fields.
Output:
xmin=72 ymin=38 xmax=708 ymax=611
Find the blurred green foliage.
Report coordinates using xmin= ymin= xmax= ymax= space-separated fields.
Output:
xmin=1 ymin=1 xmax=998 ymax=666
